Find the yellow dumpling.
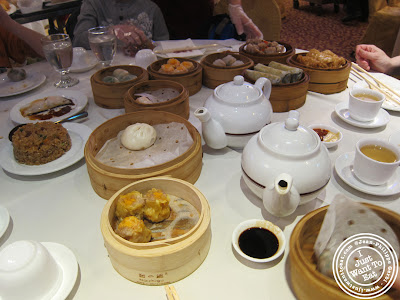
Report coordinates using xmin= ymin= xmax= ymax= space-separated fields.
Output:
xmin=167 ymin=58 xmax=180 ymax=66
xmin=143 ymin=188 xmax=171 ymax=223
xmin=115 ymin=216 xmax=152 ymax=243
xmin=115 ymin=191 xmax=145 ymax=219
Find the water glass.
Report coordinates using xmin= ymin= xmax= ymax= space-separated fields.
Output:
xmin=88 ymin=26 xmax=117 ymax=67
xmin=41 ymin=33 xmax=79 ymax=88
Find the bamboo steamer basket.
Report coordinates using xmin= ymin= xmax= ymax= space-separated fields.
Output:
xmin=290 ymin=203 xmax=400 ymax=300
xmin=200 ymin=51 xmax=254 ymax=89
xmin=90 ymin=65 xmax=148 ymax=109
xmin=239 ymin=41 xmax=294 ymax=65
xmin=243 ymin=68 xmax=309 ymax=112
xmin=147 ymin=58 xmax=202 ymax=95
xmin=287 ymin=54 xmax=351 ymax=94
xmin=124 ymin=80 xmax=190 ymax=119
xmin=84 ymin=111 xmax=203 ymax=199
xmin=100 ymin=176 xmax=211 ymax=285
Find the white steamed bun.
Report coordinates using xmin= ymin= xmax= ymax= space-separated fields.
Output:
xmin=121 ymin=123 xmax=157 ymax=150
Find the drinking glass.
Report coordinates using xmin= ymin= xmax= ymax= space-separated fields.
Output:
xmin=41 ymin=33 xmax=79 ymax=88
xmin=88 ymin=26 xmax=117 ymax=67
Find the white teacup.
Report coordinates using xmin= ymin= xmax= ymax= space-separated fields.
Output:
xmin=348 ymin=88 xmax=385 ymax=122
xmin=0 ymin=240 xmax=62 ymax=300
xmin=135 ymin=49 xmax=157 ymax=69
xmin=353 ymin=138 xmax=400 ymax=185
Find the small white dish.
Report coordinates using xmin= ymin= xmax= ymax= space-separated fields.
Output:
xmin=0 ymin=123 xmax=92 ymax=176
xmin=334 ymin=152 xmax=400 ymax=196
xmin=0 ymin=71 xmax=46 ymax=97
xmin=0 ymin=206 xmax=10 ymax=239
xmin=389 ymin=131 xmax=400 ymax=150
xmin=335 ymin=101 xmax=390 ymax=128
xmin=308 ymin=123 xmax=343 ymax=149
xmin=70 ymin=48 xmax=97 ymax=73
xmin=9 ymin=89 xmax=88 ymax=124
xmin=232 ymin=219 xmax=285 ymax=263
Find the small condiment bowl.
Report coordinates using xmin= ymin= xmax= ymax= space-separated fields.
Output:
xmin=232 ymin=219 xmax=286 ymax=263
xmin=308 ymin=123 xmax=343 ymax=149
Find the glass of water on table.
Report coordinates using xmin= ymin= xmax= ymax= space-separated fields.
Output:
xmin=88 ymin=26 xmax=117 ymax=67
xmin=41 ymin=33 xmax=79 ymax=88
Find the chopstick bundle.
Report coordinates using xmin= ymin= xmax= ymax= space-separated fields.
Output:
xmin=165 ymin=285 xmax=180 ymax=300
xmin=154 ymin=44 xmax=219 ymax=54
xmin=351 ymin=63 xmax=400 ymax=106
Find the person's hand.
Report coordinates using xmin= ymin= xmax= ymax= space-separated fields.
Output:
xmin=228 ymin=4 xmax=263 ymax=40
xmin=356 ymin=44 xmax=393 ymax=74
xmin=112 ymin=24 xmax=148 ymax=47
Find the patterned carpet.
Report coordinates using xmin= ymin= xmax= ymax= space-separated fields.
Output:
xmin=280 ymin=0 xmax=369 ymax=61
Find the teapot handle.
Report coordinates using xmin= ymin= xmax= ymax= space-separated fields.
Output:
xmin=254 ymin=77 xmax=272 ymax=100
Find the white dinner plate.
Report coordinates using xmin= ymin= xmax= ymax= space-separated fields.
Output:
xmin=0 ymin=71 xmax=46 ymax=97
xmin=334 ymin=101 xmax=390 ymax=128
xmin=42 ymin=242 xmax=78 ymax=300
xmin=0 ymin=123 xmax=92 ymax=176
xmin=334 ymin=152 xmax=400 ymax=196
xmin=389 ymin=131 xmax=400 ymax=149
xmin=9 ymin=89 xmax=88 ymax=124
xmin=6 ymin=4 xmax=17 ymax=14
xmin=70 ymin=48 xmax=98 ymax=73
xmin=0 ymin=206 xmax=10 ymax=239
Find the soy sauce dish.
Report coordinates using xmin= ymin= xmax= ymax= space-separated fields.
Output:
xmin=232 ymin=219 xmax=286 ymax=263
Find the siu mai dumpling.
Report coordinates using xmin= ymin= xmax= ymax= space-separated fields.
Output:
xmin=115 ymin=216 xmax=152 ymax=243
xmin=115 ymin=191 xmax=145 ymax=219
xmin=143 ymin=188 xmax=171 ymax=223
xmin=121 ymin=123 xmax=157 ymax=151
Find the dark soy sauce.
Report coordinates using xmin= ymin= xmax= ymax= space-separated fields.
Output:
xmin=238 ymin=227 xmax=279 ymax=259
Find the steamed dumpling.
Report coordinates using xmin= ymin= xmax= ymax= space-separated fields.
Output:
xmin=121 ymin=123 xmax=157 ymax=150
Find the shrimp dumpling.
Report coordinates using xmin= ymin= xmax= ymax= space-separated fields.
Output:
xmin=121 ymin=123 xmax=157 ymax=151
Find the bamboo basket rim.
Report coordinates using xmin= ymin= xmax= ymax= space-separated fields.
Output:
xmin=290 ymin=203 xmax=400 ymax=290
xmin=200 ymin=51 xmax=254 ymax=69
xmin=288 ymin=53 xmax=351 ymax=72
xmin=101 ymin=176 xmax=211 ymax=255
xmin=148 ymin=57 xmax=201 ymax=77
xmin=239 ymin=40 xmax=294 ymax=58
xmin=125 ymin=80 xmax=188 ymax=108
xmin=84 ymin=111 xmax=201 ymax=176
xmin=242 ymin=68 xmax=310 ymax=87
xmin=91 ymin=65 xmax=147 ymax=86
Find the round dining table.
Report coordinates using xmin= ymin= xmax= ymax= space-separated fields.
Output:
xmin=0 ymin=39 xmax=400 ymax=300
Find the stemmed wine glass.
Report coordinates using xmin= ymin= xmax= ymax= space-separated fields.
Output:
xmin=88 ymin=26 xmax=117 ymax=67
xmin=41 ymin=33 xmax=79 ymax=88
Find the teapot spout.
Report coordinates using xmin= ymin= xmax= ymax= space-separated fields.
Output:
xmin=194 ymin=107 xmax=227 ymax=149
xmin=262 ymin=173 xmax=300 ymax=217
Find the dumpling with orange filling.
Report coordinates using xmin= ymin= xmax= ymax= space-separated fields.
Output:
xmin=167 ymin=58 xmax=180 ymax=66
xmin=115 ymin=216 xmax=152 ymax=243
xmin=115 ymin=191 xmax=145 ymax=219
xmin=143 ymin=188 xmax=171 ymax=222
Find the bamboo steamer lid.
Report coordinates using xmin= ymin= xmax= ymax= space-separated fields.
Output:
xmin=239 ymin=41 xmax=294 ymax=65
xmin=100 ymin=176 xmax=211 ymax=285
xmin=124 ymin=80 xmax=190 ymax=119
xmin=91 ymin=65 xmax=148 ymax=109
xmin=290 ymin=203 xmax=400 ymax=300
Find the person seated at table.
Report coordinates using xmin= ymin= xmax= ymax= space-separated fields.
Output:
xmin=152 ymin=0 xmax=263 ymax=40
xmin=72 ymin=0 xmax=169 ymax=51
xmin=356 ymin=44 xmax=400 ymax=76
xmin=0 ymin=6 xmax=44 ymax=68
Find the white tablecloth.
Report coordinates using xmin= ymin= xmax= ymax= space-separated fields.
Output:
xmin=1 ymin=40 xmax=400 ymax=300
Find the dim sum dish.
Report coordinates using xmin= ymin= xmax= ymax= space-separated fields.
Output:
xmin=239 ymin=40 xmax=294 ymax=65
xmin=200 ymin=51 xmax=254 ymax=89
xmin=90 ymin=65 xmax=148 ymax=109
xmin=100 ymin=177 xmax=211 ymax=285
xmin=287 ymin=50 xmax=351 ymax=94
xmin=147 ymin=58 xmax=202 ymax=95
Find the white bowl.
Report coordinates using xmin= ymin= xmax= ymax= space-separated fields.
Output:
xmin=232 ymin=219 xmax=286 ymax=263
xmin=308 ymin=123 xmax=343 ymax=149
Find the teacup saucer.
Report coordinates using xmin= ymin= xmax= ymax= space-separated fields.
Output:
xmin=0 ymin=206 xmax=10 ymax=239
xmin=42 ymin=242 xmax=78 ymax=300
xmin=334 ymin=152 xmax=400 ymax=196
xmin=334 ymin=102 xmax=390 ymax=128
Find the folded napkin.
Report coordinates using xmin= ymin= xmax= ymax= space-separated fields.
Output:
xmin=159 ymin=39 xmax=204 ymax=58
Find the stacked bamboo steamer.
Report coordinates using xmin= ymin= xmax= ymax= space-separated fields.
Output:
xmin=290 ymin=203 xmax=400 ymax=300
xmin=84 ymin=111 xmax=202 ymax=199
xmin=100 ymin=177 xmax=211 ymax=285
xmin=287 ymin=54 xmax=351 ymax=94
xmin=90 ymin=65 xmax=148 ymax=109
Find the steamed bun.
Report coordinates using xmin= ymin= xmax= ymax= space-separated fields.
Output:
xmin=121 ymin=123 xmax=157 ymax=150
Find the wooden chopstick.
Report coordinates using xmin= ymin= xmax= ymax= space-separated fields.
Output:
xmin=165 ymin=285 xmax=180 ymax=300
xmin=350 ymin=64 xmax=400 ymax=106
xmin=154 ymin=43 xmax=219 ymax=54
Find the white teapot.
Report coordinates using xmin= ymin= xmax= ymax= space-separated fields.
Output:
xmin=241 ymin=110 xmax=331 ymax=217
xmin=194 ymin=75 xmax=273 ymax=149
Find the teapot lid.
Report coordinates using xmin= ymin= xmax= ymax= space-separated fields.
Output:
xmin=215 ymin=75 xmax=261 ymax=103
xmin=259 ymin=111 xmax=319 ymax=155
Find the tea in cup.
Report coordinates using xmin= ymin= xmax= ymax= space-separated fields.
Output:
xmin=353 ymin=138 xmax=400 ymax=185
xmin=0 ymin=240 xmax=62 ymax=300
xmin=348 ymin=88 xmax=385 ymax=122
